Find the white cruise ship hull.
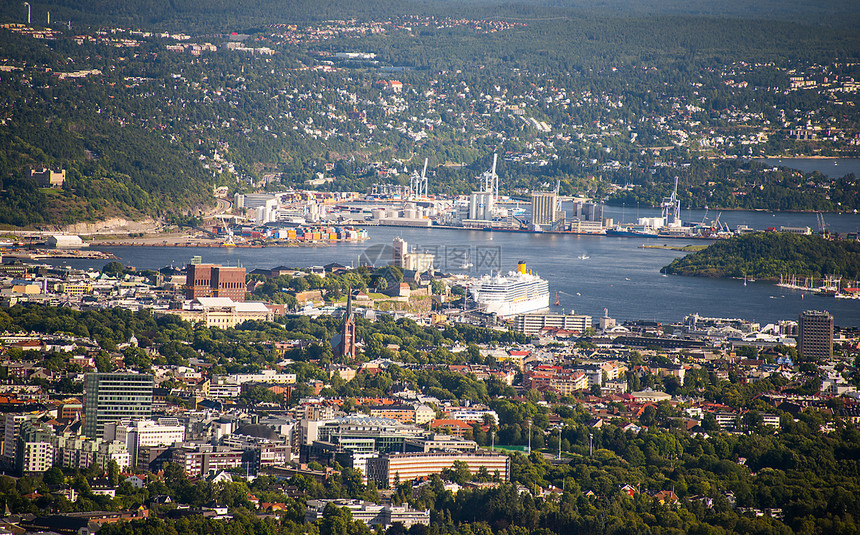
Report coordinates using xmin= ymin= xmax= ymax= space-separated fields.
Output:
xmin=483 ymin=294 xmax=550 ymax=317
xmin=469 ymin=266 xmax=551 ymax=318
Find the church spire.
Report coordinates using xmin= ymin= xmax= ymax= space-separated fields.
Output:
xmin=331 ymin=287 xmax=356 ymax=360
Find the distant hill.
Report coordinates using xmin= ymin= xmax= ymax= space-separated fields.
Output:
xmin=0 ymin=117 xmax=215 ymax=227
xmin=0 ymin=2 xmax=856 ymax=228
xmin=661 ymin=233 xmax=860 ymax=281
xmin=1 ymin=0 xmax=857 ymax=30
xmin=524 ymin=0 xmax=858 ymax=26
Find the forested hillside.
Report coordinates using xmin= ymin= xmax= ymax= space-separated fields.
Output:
xmin=0 ymin=2 xmax=857 ymax=227
xmin=3 ymin=0 xmax=858 ymax=28
xmin=661 ymin=232 xmax=860 ymax=280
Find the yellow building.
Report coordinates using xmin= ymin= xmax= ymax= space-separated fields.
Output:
xmin=11 ymin=284 xmax=40 ymax=295
xmin=159 ymin=298 xmax=273 ymax=329
xmin=59 ymin=283 xmax=92 ymax=296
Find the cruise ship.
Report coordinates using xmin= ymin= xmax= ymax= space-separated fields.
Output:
xmin=469 ymin=261 xmax=550 ymax=317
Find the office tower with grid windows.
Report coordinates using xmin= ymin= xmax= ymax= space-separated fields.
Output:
xmin=797 ymin=310 xmax=833 ymax=359
xmin=84 ymin=373 xmax=154 ymax=439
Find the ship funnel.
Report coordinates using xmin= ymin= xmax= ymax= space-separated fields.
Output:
xmin=517 ymin=261 xmax=527 ymax=274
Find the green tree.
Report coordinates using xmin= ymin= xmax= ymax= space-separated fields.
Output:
xmin=42 ymin=467 xmax=64 ymax=485
xmin=102 ymin=262 xmax=126 ymax=278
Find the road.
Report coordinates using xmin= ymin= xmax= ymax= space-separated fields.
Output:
xmin=214 ymin=198 xmax=232 ymax=214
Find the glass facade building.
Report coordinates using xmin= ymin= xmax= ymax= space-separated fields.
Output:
xmin=84 ymin=373 xmax=154 ymax=439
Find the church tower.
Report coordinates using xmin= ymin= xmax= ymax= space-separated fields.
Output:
xmin=332 ymin=289 xmax=356 ymax=360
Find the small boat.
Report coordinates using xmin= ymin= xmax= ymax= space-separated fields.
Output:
xmin=553 ymin=292 xmax=560 ymax=306
xmin=578 ymin=254 xmax=590 ymax=260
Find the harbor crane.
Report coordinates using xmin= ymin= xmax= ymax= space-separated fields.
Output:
xmin=554 ymin=179 xmax=562 ymax=213
xmin=409 ymin=158 xmax=428 ymax=200
xmin=214 ymin=214 xmax=247 ymax=245
xmin=480 ymin=153 xmax=499 ymax=200
xmin=660 ymin=176 xmax=681 ymax=226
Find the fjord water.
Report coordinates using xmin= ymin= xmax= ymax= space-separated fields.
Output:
xmin=753 ymin=158 xmax=860 ymax=179
xmin=54 ymin=209 xmax=860 ymax=327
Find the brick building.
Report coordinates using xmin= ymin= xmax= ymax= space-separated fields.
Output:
xmin=186 ymin=264 xmax=246 ymax=302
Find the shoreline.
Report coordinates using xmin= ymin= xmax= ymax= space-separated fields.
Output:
xmin=91 ymin=240 xmax=342 ymax=248
xmin=6 ymin=197 xmax=860 ymax=243
xmin=757 ymin=155 xmax=859 ymax=160
xmin=602 ymin=205 xmax=859 ymax=215
xmin=3 ymin=249 xmax=118 ymax=260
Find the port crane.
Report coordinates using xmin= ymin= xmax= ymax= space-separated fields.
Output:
xmin=409 ymin=158 xmax=429 ymax=200
xmin=479 ymin=153 xmax=499 ymax=200
xmin=660 ymin=176 xmax=681 ymax=226
xmin=555 ymin=179 xmax=562 ymax=215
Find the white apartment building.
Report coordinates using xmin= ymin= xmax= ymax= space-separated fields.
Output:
xmin=3 ymin=414 xmax=30 ymax=466
xmin=225 ymin=370 xmax=297 ymax=384
xmin=208 ymin=381 xmax=242 ymax=399
xmin=53 ymin=434 xmax=131 ymax=470
xmin=19 ymin=441 xmax=53 ymax=474
xmin=443 ymin=408 xmax=500 ymax=425
xmin=104 ymin=418 xmax=185 ymax=467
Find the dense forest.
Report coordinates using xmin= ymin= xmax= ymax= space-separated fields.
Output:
xmin=661 ymin=232 xmax=860 ymax=281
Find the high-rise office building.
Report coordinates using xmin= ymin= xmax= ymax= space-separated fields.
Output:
xmin=392 ymin=238 xmax=407 ymax=269
xmin=84 ymin=373 xmax=154 ymax=439
xmin=186 ymin=263 xmax=246 ymax=302
xmin=797 ymin=310 xmax=833 ymax=359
